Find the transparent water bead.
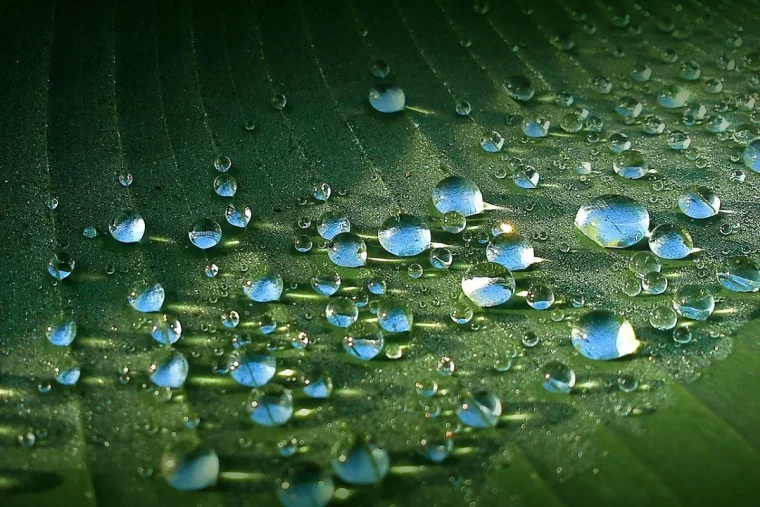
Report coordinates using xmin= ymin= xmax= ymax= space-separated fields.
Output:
xmin=432 ymin=176 xmax=483 ymax=217
xmin=513 ymin=166 xmax=540 ymax=189
xmin=521 ymin=116 xmax=551 ymax=137
xmin=276 ymin=462 xmax=335 ymax=507
xmin=55 ymin=363 xmax=81 ymax=386
xmin=271 ymin=93 xmax=287 ymax=110
xmin=47 ymin=251 xmax=75 ymax=281
xmin=151 ymin=315 xmax=182 ymax=345
xmin=311 ymin=271 xmax=341 ymax=296
xmin=243 ymin=270 xmax=283 ymax=302
xmin=325 ymin=297 xmax=358 ymax=328
xmin=441 ymin=210 xmax=466 ymax=233
xmin=313 ymin=182 xmax=332 ymax=202
xmin=643 ymin=115 xmax=666 ymax=135
xmin=668 ymin=130 xmax=691 ymax=150
xmin=222 ymin=203 xmax=251 ymax=228
xmin=717 ymin=256 xmax=760 ymax=292
xmin=680 ymin=60 xmax=701 ymax=80
xmin=228 ymin=349 xmax=276 ymax=387
xmin=456 ymin=390 xmax=502 ymax=428
xmin=642 ymin=271 xmax=668 ymax=295
xmin=541 ymin=361 xmax=576 ymax=393
xmin=613 ymin=150 xmax=649 ymax=179
xmin=368 ymin=82 xmax=405 ymax=113
xmin=461 ymin=262 xmax=516 ymax=307
xmin=368 ymin=277 xmax=387 ymax=295
xmin=503 ymin=75 xmax=535 ymax=101
xmin=317 ymin=211 xmax=351 ymax=240
xmin=214 ymin=155 xmax=232 ymax=173
xmin=650 ymin=305 xmax=677 ymax=330
xmin=303 ymin=369 xmax=333 ymax=399
xmin=371 ymin=59 xmax=390 ymax=78
xmin=213 ymin=174 xmax=237 ymax=197
xmin=571 ymin=310 xmax=640 ymax=360
xmin=649 ymin=223 xmax=693 ymax=259
xmin=109 ymin=210 xmax=146 ymax=243
xmin=678 ymin=186 xmax=720 ymax=219
xmin=575 ymin=195 xmax=650 ymax=248
xmin=609 ymin=132 xmax=632 ymax=153
xmin=221 ymin=310 xmax=240 ymax=328
xmin=378 ymin=214 xmax=431 ymax=257
xmin=161 ymin=442 xmax=219 ymax=491
xmin=673 ymin=285 xmax=715 ymax=320
xmin=429 ymin=247 xmax=453 ymax=269
xmin=128 ymin=281 xmax=165 ymax=312
xmin=188 ymin=219 xmax=222 ymax=249
xmin=248 ymin=385 xmax=293 ymax=426
xmin=480 ymin=131 xmax=505 ymax=152
xmin=450 ymin=301 xmax=474 ymax=324
xmin=46 ymin=318 xmax=77 ymax=347
xmin=617 ymin=96 xmax=643 ymax=119
xmin=327 ymin=232 xmax=367 ymax=268
xmin=629 ymin=251 xmax=661 ymax=277
xmin=743 ymin=139 xmax=760 ymax=172
xmin=419 ymin=435 xmax=454 ymax=463
xmin=149 ymin=349 xmax=189 ymax=388
xmin=455 ymin=100 xmax=471 ymax=116
xmin=377 ymin=298 xmax=413 ymax=333
xmin=331 ymin=435 xmax=390 ymax=485
xmin=344 ymin=323 xmax=384 ymax=360
xmin=526 ymin=284 xmax=554 ymax=310
xmin=486 ymin=233 xmax=535 ymax=271
xmin=658 ymin=86 xmax=689 ymax=108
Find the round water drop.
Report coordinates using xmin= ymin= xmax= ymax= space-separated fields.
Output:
xmin=188 ymin=219 xmax=222 ymax=249
xmin=541 ymin=361 xmax=575 ymax=394
xmin=205 ymin=263 xmax=219 ymax=278
xmin=311 ymin=271 xmax=341 ymax=296
xmin=592 ymin=76 xmax=613 ymax=94
xmin=161 ymin=442 xmax=219 ymax=491
xmin=429 ymin=247 xmax=453 ymax=269
xmin=271 ymin=93 xmax=287 ymax=110
xmin=455 ymin=100 xmax=471 ymax=116
xmin=214 ymin=155 xmax=232 ymax=172
xmin=312 ymin=182 xmax=332 ymax=202
xmin=643 ymin=115 xmax=666 ymax=135
xmin=571 ymin=310 xmax=640 ymax=360
xmin=46 ymin=318 xmax=77 ymax=347
xmin=151 ymin=315 xmax=182 ymax=345
xmin=344 ymin=323 xmax=384 ymax=360
xmin=228 ymin=348 xmax=276 ymax=387
xmin=480 ymin=131 xmax=505 ymax=152
xmin=128 ymin=281 xmax=165 ymax=312
xmin=526 ymin=284 xmax=554 ymax=310
xmin=55 ymin=363 xmax=81 ymax=386
xmin=369 ymin=82 xmax=405 ymax=113
xmin=717 ymin=256 xmax=760 ymax=292
xmin=622 ymin=277 xmax=642 ymax=297
xmin=303 ymin=369 xmax=333 ymax=399
xmin=456 ymin=390 xmax=502 ymax=428
xmin=678 ymin=186 xmax=720 ymax=219
xmin=609 ymin=132 xmax=632 ymax=153
xmin=629 ymin=251 xmax=661 ymax=277
xmin=513 ymin=166 xmax=539 ymax=188
xmin=436 ymin=356 xmax=455 ymax=376
xmin=83 ymin=226 xmax=98 ymax=239
xmin=503 ymin=75 xmax=534 ymax=101
xmin=632 ymin=63 xmax=652 ymax=81
xmin=707 ymin=114 xmax=730 ymax=133
xmin=221 ymin=310 xmax=240 ymax=329
xmin=368 ymin=277 xmax=387 ymax=295
xmin=408 ymin=263 xmax=423 ymax=279
xmin=575 ymin=195 xmax=650 ymax=248
xmin=294 ymin=235 xmax=312 ymax=253
xmin=673 ymin=326 xmax=692 ymax=344
xmin=486 ymin=233 xmax=534 ymax=270
xmin=378 ymin=214 xmax=431 ymax=257
xmin=642 ymin=271 xmax=668 ymax=295
xmin=327 ymin=232 xmax=367 ymax=267
xmin=325 ymin=297 xmax=358 ymax=328
xmin=616 ymin=97 xmax=642 ymax=119
xmin=680 ymin=60 xmax=701 ymax=80
xmin=248 ymin=385 xmax=294 ymax=426
xmin=47 ymin=251 xmax=75 ymax=281
xmin=371 ymin=59 xmax=390 ymax=78
xmin=461 ymin=262 xmax=515 ymax=307
xmin=149 ymin=348 xmax=189 ymax=388
xmin=668 ymin=130 xmax=691 ymax=150
xmin=243 ymin=269 xmax=283 ymax=302
xmin=317 ymin=211 xmax=350 ymax=240
xmin=377 ymin=298 xmax=413 ymax=333
xmin=658 ymin=86 xmax=689 ymax=108
xmin=213 ymin=174 xmax=237 ymax=197
xmin=331 ymin=435 xmax=389 ymax=485
xmin=109 ymin=210 xmax=146 ymax=243
xmin=432 ymin=176 xmax=483 ymax=216
xmin=441 ymin=210 xmax=466 ymax=234
xmin=419 ymin=435 xmax=454 ymax=464
xmin=224 ymin=203 xmax=252 ymax=228
xmin=613 ymin=150 xmax=649 ymax=179
xmin=118 ymin=173 xmax=133 ymax=186
xmin=673 ymin=285 xmax=714 ymax=320
xmin=650 ymin=305 xmax=677 ymax=330
xmin=450 ymin=301 xmax=474 ymax=324
xmin=521 ymin=116 xmax=550 ymax=137
xmin=276 ymin=462 xmax=335 ymax=507
xmin=743 ymin=139 xmax=760 ymax=172
xmin=649 ymin=223 xmax=693 ymax=259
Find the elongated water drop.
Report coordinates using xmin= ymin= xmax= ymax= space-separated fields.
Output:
xmin=575 ymin=195 xmax=649 ymax=248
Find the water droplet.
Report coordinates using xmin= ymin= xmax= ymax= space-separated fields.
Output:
xmin=378 ymin=214 xmax=431 ymax=257
xmin=368 ymin=277 xmax=387 ymax=295
xmin=571 ymin=310 xmax=640 ymax=360
xmin=369 ymin=82 xmax=405 ymax=113
xmin=243 ymin=269 xmax=283 ymax=302
xmin=377 ymin=298 xmax=413 ymax=333
xmin=119 ymin=173 xmax=133 ymax=186
xmin=513 ymin=165 xmax=540 ymax=189
xmin=432 ymin=176 xmax=483 ymax=217
xmin=622 ymin=277 xmax=642 ymax=297
xmin=629 ymin=251 xmax=661 ymax=277
xmin=47 ymin=251 xmax=75 ymax=280
xmin=526 ymin=284 xmax=554 ymax=310
xmin=276 ymin=462 xmax=335 ymax=507
xmin=213 ymin=174 xmax=237 ymax=197
xmin=161 ymin=441 xmax=219 ymax=491
xmin=294 ymin=235 xmax=312 ymax=253
xmin=480 ymin=131 xmax=505 ymax=152
xmin=456 ymin=391 xmax=502 ymax=428
xmin=109 ymin=210 xmax=146 ymax=243
xmin=673 ymin=326 xmax=692 ymax=344
xmin=188 ymin=219 xmax=222 ymax=249
xmin=450 ymin=301 xmax=474 ymax=324
xmin=371 ymin=59 xmax=390 ymax=79
xmin=229 ymin=348 xmax=276 ymax=387
xmin=575 ymin=195 xmax=649 ymax=248
xmin=344 ymin=323 xmax=384 ymax=360
xmin=303 ymin=369 xmax=333 ymax=399
xmin=441 ymin=210 xmax=466 ymax=234
xmin=650 ymin=305 xmax=677 ymax=330
xmin=743 ymin=139 xmax=760 ymax=172
xmin=312 ymin=182 xmax=332 ymax=202
xmin=461 ymin=262 xmax=515 ymax=307
xmin=128 ymin=281 xmax=165 ymax=312
xmin=311 ymin=271 xmax=341 ymax=296
xmin=503 ymin=75 xmax=534 ymax=101
xmin=541 ymin=361 xmax=575 ymax=393
xmin=55 ymin=362 xmax=81 ymax=386
xmin=455 ymin=100 xmax=472 ymax=116
xmin=317 ymin=211 xmax=350 ymax=240
xmin=46 ymin=318 xmax=77 ymax=347
xmin=325 ymin=297 xmax=359 ymax=328
xmin=327 ymin=232 xmax=367 ymax=268
xmin=214 ymin=156 xmax=232 ymax=172
xmin=149 ymin=348 xmax=189 ymax=388
xmin=521 ymin=116 xmax=551 ymax=137
xmin=486 ymin=233 xmax=535 ymax=271
xmin=151 ymin=315 xmax=182 ymax=345
xmin=205 ymin=263 xmax=219 ymax=278
xmin=649 ymin=223 xmax=693 ymax=260
xmin=642 ymin=271 xmax=668 ymax=295
xmin=221 ymin=310 xmax=240 ymax=328
xmin=613 ymin=150 xmax=649 ymax=179
xmin=271 ymin=93 xmax=287 ymax=110
xmin=419 ymin=434 xmax=454 ymax=463
xmin=717 ymin=256 xmax=760 ymax=292
xmin=331 ymin=435 xmax=389 ymax=485
xmin=672 ymin=285 xmax=714 ymax=320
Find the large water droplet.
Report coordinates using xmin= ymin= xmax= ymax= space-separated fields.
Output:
xmin=188 ymin=219 xmax=222 ymax=249
xmin=456 ymin=390 xmax=502 ymax=428
xmin=461 ymin=262 xmax=516 ymax=307
xmin=228 ymin=348 xmax=276 ymax=387
xmin=344 ymin=323 xmax=384 ymax=360
xmin=541 ymin=361 xmax=575 ymax=393
xmin=46 ymin=318 xmax=77 ymax=346
xmin=151 ymin=315 xmax=182 ymax=345
xmin=109 ymin=210 xmax=146 ymax=243
xmin=717 ymin=256 xmax=760 ymax=292
xmin=225 ymin=203 xmax=252 ymax=228
xmin=47 ymin=252 xmax=75 ymax=280
xmin=486 ymin=233 xmax=535 ymax=270
xmin=317 ymin=212 xmax=350 ymax=240
xmin=377 ymin=298 xmax=413 ymax=333
xmin=331 ymin=435 xmax=390 ymax=485
xmin=243 ymin=270 xmax=283 ymax=302
xmin=149 ymin=348 xmax=189 ymax=388
xmin=672 ymin=285 xmax=715 ymax=320
xmin=678 ymin=186 xmax=720 ymax=219
xmin=369 ymin=83 xmax=405 ymax=113
xmin=378 ymin=214 xmax=431 ymax=257
xmin=649 ymin=223 xmax=693 ymax=259
xmin=613 ymin=150 xmax=649 ymax=179
xmin=161 ymin=442 xmax=219 ymax=491
xmin=248 ymin=385 xmax=294 ymax=426
xmin=325 ymin=297 xmax=358 ymax=328
xmin=571 ymin=310 xmax=640 ymax=360
xmin=431 ymin=176 xmax=484 ymax=217
xmin=575 ymin=195 xmax=650 ymax=248
xmin=276 ymin=462 xmax=335 ymax=507
xmin=327 ymin=232 xmax=367 ymax=268
xmin=503 ymin=75 xmax=534 ymax=101
xmin=128 ymin=281 xmax=165 ymax=312
xmin=742 ymin=139 xmax=760 ymax=172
